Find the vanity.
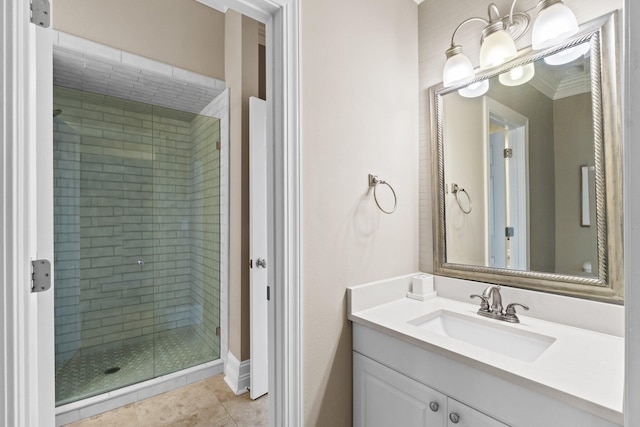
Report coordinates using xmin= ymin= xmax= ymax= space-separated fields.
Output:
xmin=348 ymin=274 xmax=624 ymax=427
xmin=349 ymin=8 xmax=625 ymax=427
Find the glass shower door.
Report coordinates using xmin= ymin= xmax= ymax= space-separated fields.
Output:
xmin=151 ymin=105 xmax=221 ymax=376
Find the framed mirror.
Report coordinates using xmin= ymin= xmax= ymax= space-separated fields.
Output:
xmin=430 ymin=12 xmax=623 ymax=302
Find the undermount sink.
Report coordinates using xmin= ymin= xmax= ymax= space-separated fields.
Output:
xmin=409 ymin=310 xmax=556 ymax=363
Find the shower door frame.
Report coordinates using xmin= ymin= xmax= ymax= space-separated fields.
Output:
xmin=2 ymin=0 xmax=302 ymax=426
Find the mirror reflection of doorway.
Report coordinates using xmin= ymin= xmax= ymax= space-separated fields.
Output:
xmin=485 ymin=98 xmax=529 ymax=271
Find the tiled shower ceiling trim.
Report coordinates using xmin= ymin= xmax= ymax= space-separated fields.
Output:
xmin=53 ymin=31 xmax=226 ymax=114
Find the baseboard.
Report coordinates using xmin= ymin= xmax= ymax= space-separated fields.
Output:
xmin=224 ymin=351 xmax=250 ymax=395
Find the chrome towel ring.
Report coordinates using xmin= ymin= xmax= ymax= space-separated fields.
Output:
xmin=451 ymin=183 xmax=472 ymax=214
xmin=369 ymin=174 xmax=397 ymax=214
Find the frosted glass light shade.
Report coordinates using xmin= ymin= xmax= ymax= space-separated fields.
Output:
xmin=443 ymin=52 xmax=474 ymax=87
xmin=458 ymin=80 xmax=489 ymax=98
xmin=544 ymin=42 xmax=590 ymax=65
xmin=532 ymin=2 xmax=579 ymax=50
xmin=479 ymin=30 xmax=517 ymax=70
xmin=499 ymin=63 xmax=535 ymax=86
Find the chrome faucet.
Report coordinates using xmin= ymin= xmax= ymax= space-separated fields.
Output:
xmin=470 ymin=285 xmax=529 ymax=323
xmin=482 ymin=285 xmax=503 ymax=315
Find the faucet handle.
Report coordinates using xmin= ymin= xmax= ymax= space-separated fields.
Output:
xmin=470 ymin=294 xmax=490 ymax=312
xmin=504 ymin=302 xmax=529 ymax=323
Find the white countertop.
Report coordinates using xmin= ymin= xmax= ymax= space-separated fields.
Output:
xmin=348 ymin=282 xmax=624 ymax=425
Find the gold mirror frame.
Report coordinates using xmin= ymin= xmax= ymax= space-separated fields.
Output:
xmin=430 ymin=12 xmax=623 ymax=303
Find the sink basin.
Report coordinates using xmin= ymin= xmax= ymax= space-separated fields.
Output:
xmin=409 ymin=310 xmax=556 ymax=362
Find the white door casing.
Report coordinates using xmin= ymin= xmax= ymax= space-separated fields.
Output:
xmin=1 ymin=1 xmax=55 ymax=426
xmin=250 ymin=97 xmax=269 ymax=399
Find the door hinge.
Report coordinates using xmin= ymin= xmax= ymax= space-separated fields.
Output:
xmin=216 ymin=326 xmax=221 ymax=336
xmin=31 ymin=259 xmax=52 ymax=293
xmin=504 ymin=148 xmax=513 ymax=159
xmin=30 ymin=0 xmax=51 ymax=28
xmin=505 ymin=227 xmax=515 ymax=238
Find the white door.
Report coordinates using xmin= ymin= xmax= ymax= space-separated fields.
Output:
xmin=34 ymin=19 xmax=55 ymax=427
xmin=249 ymin=96 xmax=268 ymax=399
xmin=35 ymin=11 xmax=56 ymax=427
xmin=506 ymin=128 xmax=527 ymax=271
xmin=489 ymin=126 xmax=527 ymax=270
xmin=489 ymin=131 xmax=507 ymax=268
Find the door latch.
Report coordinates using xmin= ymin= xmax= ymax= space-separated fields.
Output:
xmin=31 ymin=259 xmax=52 ymax=293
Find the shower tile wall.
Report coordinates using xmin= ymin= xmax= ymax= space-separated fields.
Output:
xmin=54 ymin=104 xmax=82 ymax=363
xmin=54 ymin=86 xmax=220 ymax=366
xmin=151 ymin=108 xmax=194 ymax=340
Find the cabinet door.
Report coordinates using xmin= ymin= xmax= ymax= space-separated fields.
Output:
xmin=354 ymin=352 xmax=446 ymax=427
xmin=447 ymin=398 xmax=510 ymax=427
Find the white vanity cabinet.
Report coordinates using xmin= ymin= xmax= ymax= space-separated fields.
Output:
xmin=352 ymin=323 xmax=621 ymax=427
xmin=354 ymin=351 xmax=447 ymax=427
xmin=354 ymin=352 xmax=509 ymax=427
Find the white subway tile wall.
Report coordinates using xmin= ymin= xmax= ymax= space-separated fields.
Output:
xmin=53 ymin=38 xmax=224 ymax=115
xmin=53 ymin=85 xmax=222 ymax=404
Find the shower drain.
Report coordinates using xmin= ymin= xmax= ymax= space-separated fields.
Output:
xmin=103 ymin=367 xmax=121 ymax=375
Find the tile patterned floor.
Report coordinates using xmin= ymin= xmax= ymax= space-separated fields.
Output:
xmin=56 ymin=326 xmax=218 ymax=406
xmin=64 ymin=375 xmax=268 ymax=427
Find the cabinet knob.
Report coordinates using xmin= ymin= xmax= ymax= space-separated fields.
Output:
xmin=429 ymin=401 xmax=439 ymax=412
xmin=449 ymin=412 xmax=460 ymax=424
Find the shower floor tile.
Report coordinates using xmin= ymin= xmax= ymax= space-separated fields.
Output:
xmin=56 ymin=326 xmax=218 ymax=406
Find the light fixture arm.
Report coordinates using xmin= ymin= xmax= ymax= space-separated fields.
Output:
xmin=488 ymin=3 xmax=502 ymax=22
xmin=508 ymin=0 xmax=518 ymax=26
xmin=449 ymin=17 xmax=490 ymax=48
xmin=450 ymin=0 xmax=522 ymax=48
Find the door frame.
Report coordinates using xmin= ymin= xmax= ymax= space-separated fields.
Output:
xmin=625 ymin=1 xmax=640 ymax=426
xmin=0 ymin=0 xmax=302 ymax=426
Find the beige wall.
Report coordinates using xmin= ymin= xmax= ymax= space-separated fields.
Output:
xmin=554 ymin=93 xmax=598 ymax=275
xmin=53 ymin=0 xmax=225 ymax=79
xmin=418 ymin=0 xmax=623 ymax=272
xmin=442 ymin=94 xmax=486 ymax=265
xmin=225 ymin=11 xmax=260 ymax=362
xmin=301 ymin=0 xmax=419 ymax=424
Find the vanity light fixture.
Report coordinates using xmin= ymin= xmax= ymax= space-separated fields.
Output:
xmin=442 ymin=1 xmax=531 ymax=93
xmin=442 ymin=0 xmax=583 ymax=95
xmin=532 ymin=0 xmax=590 ymax=65
xmin=458 ymin=80 xmax=490 ymax=98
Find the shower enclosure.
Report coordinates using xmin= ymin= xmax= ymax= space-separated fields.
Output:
xmin=53 ymin=85 xmax=222 ymax=406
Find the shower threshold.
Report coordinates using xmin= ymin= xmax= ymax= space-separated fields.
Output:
xmin=55 ymin=358 xmax=223 ymax=425
xmin=55 ymin=326 xmax=223 ymax=426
